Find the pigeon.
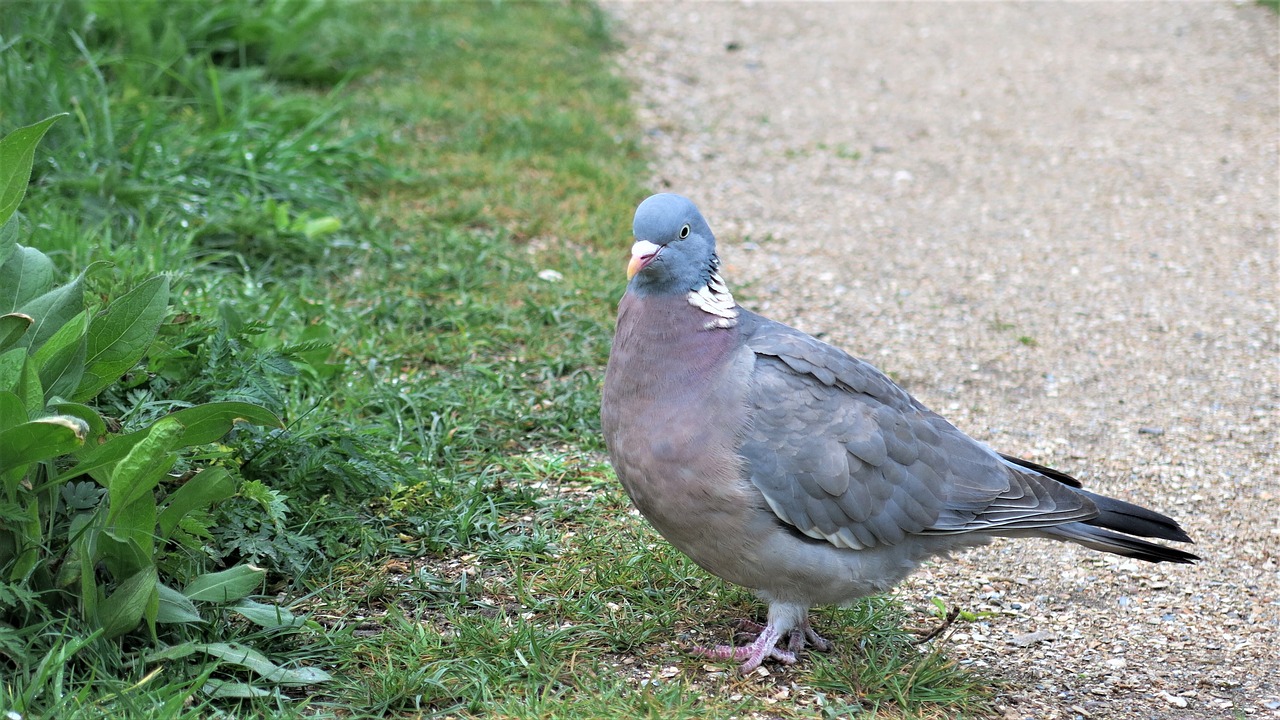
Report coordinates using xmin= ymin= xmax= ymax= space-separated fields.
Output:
xmin=600 ymin=193 xmax=1198 ymax=674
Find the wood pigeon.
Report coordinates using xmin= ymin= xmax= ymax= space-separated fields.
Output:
xmin=600 ymin=193 xmax=1198 ymax=673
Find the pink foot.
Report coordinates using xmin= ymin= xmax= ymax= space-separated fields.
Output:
xmin=691 ymin=616 xmax=834 ymax=674
xmin=734 ymin=618 xmax=833 ymax=654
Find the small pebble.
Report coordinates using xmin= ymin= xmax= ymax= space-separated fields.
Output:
xmin=1011 ymin=629 xmax=1054 ymax=647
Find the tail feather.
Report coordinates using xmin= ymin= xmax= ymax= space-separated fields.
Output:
xmin=1001 ymin=453 xmax=1198 ymax=563
xmin=1044 ymin=522 xmax=1199 ymax=564
xmin=1080 ymin=489 xmax=1195 ymax=544
xmin=999 ymin=453 xmax=1083 ymax=488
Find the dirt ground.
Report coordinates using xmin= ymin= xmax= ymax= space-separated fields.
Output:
xmin=607 ymin=3 xmax=1279 ymax=717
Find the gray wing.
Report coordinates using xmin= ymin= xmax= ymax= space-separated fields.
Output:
xmin=738 ymin=313 xmax=1097 ymax=550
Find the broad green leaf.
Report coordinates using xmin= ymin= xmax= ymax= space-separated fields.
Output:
xmin=0 ymin=313 xmax=32 ymax=351
xmin=0 ymin=391 xmax=24 ymax=432
xmin=74 ymin=275 xmax=170 ymax=402
xmin=0 ymin=215 xmax=17 ymax=266
xmin=106 ymin=417 xmax=182 ymax=523
xmin=196 ymin=642 xmax=332 ymax=685
xmin=0 ymin=114 xmax=66 ymax=226
xmin=167 ymin=402 xmax=282 ymax=446
xmin=199 ymin=642 xmax=273 ymax=672
xmin=14 ymin=354 xmax=41 ymax=412
xmin=150 ymin=642 xmax=332 ymax=689
xmin=266 ymin=665 xmax=332 ymax=686
xmin=101 ymin=418 xmax=179 ymax=565
xmin=0 ymin=415 xmax=88 ymax=472
xmin=201 ymin=680 xmax=272 ymax=698
xmin=16 ymin=265 xmax=88 ymax=351
xmin=0 ymin=349 xmax=24 ymax=397
xmin=103 ymin=501 xmax=156 ymax=570
xmin=55 ymin=549 xmax=82 ymax=589
xmin=30 ymin=310 xmax=85 ymax=368
xmin=144 ymin=575 xmax=160 ymax=641
xmin=75 ymin=514 xmax=99 ymax=619
xmin=182 ymin=564 xmax=264 ymax=603
xmin=31 ymin=309 xmax=87 ymax=402
xmin=157 ymin=467 xmax=236 ymax=539
xmin=229 ymin=599 xmax=305 ymax=629
xmin=97 ymin=565 xmax=157 ymax=639
xmin=0 ymin=245 xmax=55 ymax=314
xmin=146 ymin=641 xmax=200 ymax=662
xmin=156 ymin=582 xmax=203 ymax=624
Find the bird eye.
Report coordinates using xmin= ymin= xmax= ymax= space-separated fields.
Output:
xmin=679 ymin=224 xmax=690 ymax=239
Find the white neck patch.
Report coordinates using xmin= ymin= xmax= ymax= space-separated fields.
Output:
xmin=687 ymin=263 xmax=738 ymax=329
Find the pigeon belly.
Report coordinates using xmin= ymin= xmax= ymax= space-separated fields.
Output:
xmin=602 ymin=293 xmax=772 ymax=588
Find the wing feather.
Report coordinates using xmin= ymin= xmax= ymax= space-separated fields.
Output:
xmin=737 ymin=311 xmax=1098 ymax=551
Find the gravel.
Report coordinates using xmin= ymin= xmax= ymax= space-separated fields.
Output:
xmin=607 ymin=3 xmax=1278 ymax=718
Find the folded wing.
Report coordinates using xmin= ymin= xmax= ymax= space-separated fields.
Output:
xmin=739 ymin=315 xmax=1099 ymax=551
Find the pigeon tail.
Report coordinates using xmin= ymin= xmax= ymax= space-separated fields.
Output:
xmin=1042 ymin=522 xmax=1200 ymax=564
xmin=1000 ymin=454 xmax=1198 ymax=559
xmin=1078 ymin=489 xmax=1194 ymax=544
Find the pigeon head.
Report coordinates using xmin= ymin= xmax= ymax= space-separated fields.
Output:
xmin=627 ymin=193 xmax=719 ymax=295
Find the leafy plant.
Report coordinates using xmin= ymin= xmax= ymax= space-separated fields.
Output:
xmin=0 ymin=117 xmax=325 ymax=704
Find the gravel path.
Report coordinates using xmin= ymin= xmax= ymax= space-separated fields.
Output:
xmin=608 ymin=3 xmax=1278 ymax=718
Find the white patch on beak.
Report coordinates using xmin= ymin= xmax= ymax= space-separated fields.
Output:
xmin=627 ymin=240 xmax=662 ymax=279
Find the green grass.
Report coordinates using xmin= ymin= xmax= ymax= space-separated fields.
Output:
xmin=1 ymin=1 xmax=992 ymax=717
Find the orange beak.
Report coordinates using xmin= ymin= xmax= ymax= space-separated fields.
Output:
xmin=627 ymin=240 xmax=661 ymax=280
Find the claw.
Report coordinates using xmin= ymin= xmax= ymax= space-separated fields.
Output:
xmin=802 ymin=622 xmax=834 ymax=653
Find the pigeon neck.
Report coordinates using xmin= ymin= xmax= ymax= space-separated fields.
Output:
xmin=687 ymin=258 xmax=739 ymax=330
